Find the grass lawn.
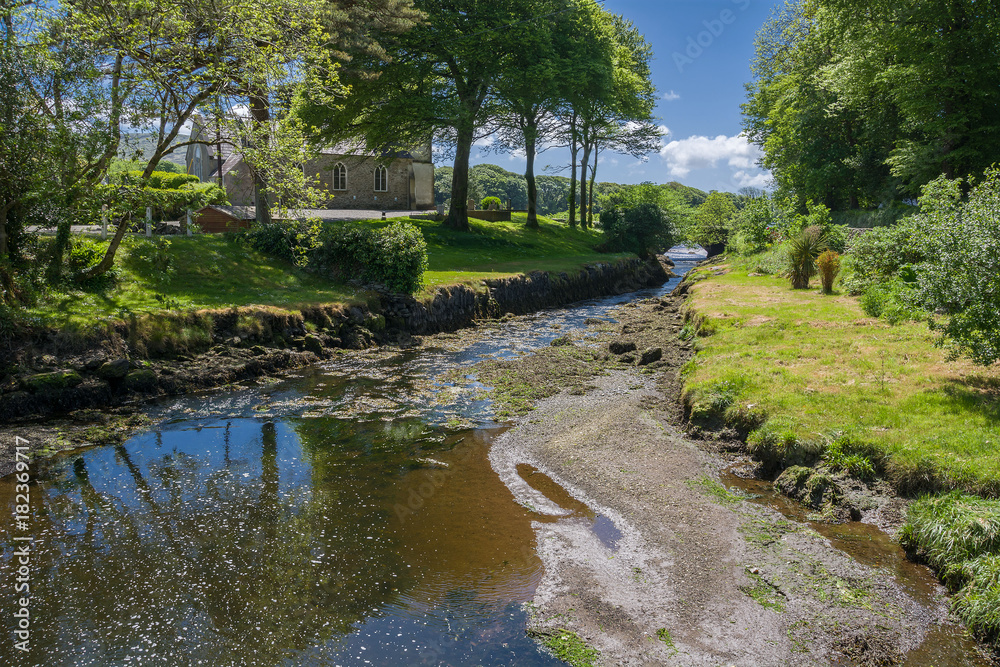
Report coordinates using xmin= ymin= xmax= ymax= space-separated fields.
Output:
xmin=28 ymin=235 xmax=368 ymax=330
xmin=28 ymin=213 xmax=628 ymax=328
xmin=682 ymin=259 xmax=1000 ymax=495
xmin=376 ymin=213 xmax=626 ymax=294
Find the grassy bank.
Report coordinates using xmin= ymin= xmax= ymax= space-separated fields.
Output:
xmin=27 ymin=214 xmax=625 ymax=329
xmin=409 ymin=213 xmax=625 ymax=293
xmin=681 ymin=257 xmax=1000 ymax=645
xmin=680 ymin=259 xmax=1000 ymax=495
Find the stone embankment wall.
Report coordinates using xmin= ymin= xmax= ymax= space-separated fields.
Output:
xmin=0 ymin=257 xmax=670 ymax=423
xmin=383 ymin=257 xmax=670 ymax=334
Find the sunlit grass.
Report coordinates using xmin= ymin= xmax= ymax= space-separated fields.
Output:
xmin=29 ymin=215 xmax=629 ymax=327
xmin=683 ymin=259 xmax=1000 ymax=494
xmin=28 ymin=235 xmax=368 ymax=329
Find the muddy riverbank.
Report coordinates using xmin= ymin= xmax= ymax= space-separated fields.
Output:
xmin=483 ymin=292 xmax=995 ymax=665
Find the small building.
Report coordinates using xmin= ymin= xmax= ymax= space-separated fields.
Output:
xmin=193 ymin=205 xmax=256 ymax=233
xmin=184 ymin=115 xmax=435 ymax=211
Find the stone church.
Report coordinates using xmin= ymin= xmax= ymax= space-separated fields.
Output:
xmin=184 ymin=115 xmax=435 ymax=211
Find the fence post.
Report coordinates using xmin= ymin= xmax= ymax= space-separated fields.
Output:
xmin=101 ymin=205 xmax=108 ymax=240
xmin=145 ymin=207 xmax=152 ymax=237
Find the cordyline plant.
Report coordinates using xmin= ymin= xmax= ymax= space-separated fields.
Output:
xmin=787 ymin=225 xmax=827 ymax=289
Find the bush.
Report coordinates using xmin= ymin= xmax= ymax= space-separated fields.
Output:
xmin=840 ymin=217 xmax=924 ymax=295
xmin=121 ymin=170 xmax=200 ymax=190
xmin=816 ymin=250 xmax=841 ymax=294
xmin=729 ymin=197 xmax=785 ymax=255
xmin=480 ymin=196 xmax=503 ymax=211
xmin=910 ymin=168 xmax=1000 ymax=365
xmin=787 ymin=226 xmax=827 ymax=289
xmin=68 ymin=238 xmax=108 ymax=273
xmin=240 ymin=220 xmax=428 ymax=294
xmin=599 ymin=202 xmax=677 ymax=259
xmin=357 ymin=222 xmax=428 ymax=293
xmin=857 ymin=277 xmax=921 ymax=324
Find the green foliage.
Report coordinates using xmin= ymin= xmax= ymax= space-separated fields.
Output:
xmin=479 ymin=196 xmax=503 ymax=211
xmin=125 ymin=237 xmax=176 ymax=281
xmin=597 ymin=182 xmax=689 ymax=257
xmin=743 ymin=0 xmax=1000 ymax=210
xmin=599 ymin=202 xmax=676 ymax=259
xmin=901 ymin=492 xmax=1000 ymax=642
xmin=68 ymin=238 xmax=109 ymax=273
xmin=909 ymin=169 xmax=1000 ymax=365
xmin=691 ymin=192 xmax=737 ymax=248
xmin=841 ymin=218 xmax=925 ymax=296
xmin=241 ymin=220 xmax=428 ymax=294
xmin=729 ymin=196 xmax=785 ymax=255
xmin=858 ymin=277 xmax=920 ymax=324
xmin=787 ymin=226 xmax=827 ymax=289
xmin=120 ymin=170 xmax=200 ymax=190
xmin=816 ymin=250 xmax=841 ymax=294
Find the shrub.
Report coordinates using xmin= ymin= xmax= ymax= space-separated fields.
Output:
xmin=121 ymin=170 xmax=200 ymax=190
xmin=816 ymin=250 xmax=841 ymax=294
xmin=729 ymin=197 xmax=785 ymax=255
xmin=691 ymin=192 xmax=737 ymax=250
xmin=858 ymin=277 xmax=921 ymax=324
xmin=910 ymin=168 xmax=1000 ymax=365
xmin=787 ymin=226 xmax=827 ymax=289
xmin=480 ymin=196 xmax=503 ymax=211
xmin=352 ymin=222 xmax=428 ymax=293
xmin=599 ymin=202 xmax=677 ymax=259
xmin=243 ymin=220 xmax=428 ymax=294
xmin=68 ymin=238 xmax=108 ymax=273
xmin=841 ymin=217 xmax=925 ymax=295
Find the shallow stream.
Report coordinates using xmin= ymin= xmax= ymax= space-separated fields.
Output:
xmin=0 ymin=249 xmax=989 ymax=666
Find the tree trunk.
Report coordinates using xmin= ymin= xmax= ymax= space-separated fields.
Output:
xmin=250 ymin=91 xmax=272 ymax=225
xmin=588 ymin=147 xmax=598 ymax=227
xmin=579 ymin=142 xmax=592 ymax=230
xmin=77 ymin=210 xmax=132 ymax=282
xmin=0 ymin=204 xmax=9 ymax=259
xmin=446 ymin=126 xmax=473 ymax=231
xmin=568 ymin=116 xmax=578 ymax=229
xmin=524 ymin=123 xmax=539 ymax=230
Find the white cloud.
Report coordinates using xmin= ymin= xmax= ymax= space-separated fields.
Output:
xmin=662 ymin=90 xmax=681 ymax=102
xmin=473 ymin=135 xmax=494 ymax=148
xmin=732 ymin=170 xmax=772 ymax=188
xmin=658 ymin=133 xmax=762 ymax=178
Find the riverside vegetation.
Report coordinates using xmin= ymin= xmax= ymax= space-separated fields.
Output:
xmin=678 ymin=167 xmax=1000 ymax=650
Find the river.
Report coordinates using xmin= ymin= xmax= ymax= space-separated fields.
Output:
xmin=0 ymin=249 xmax=990 ymax=666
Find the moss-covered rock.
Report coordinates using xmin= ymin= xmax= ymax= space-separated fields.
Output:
xmin=21 ymin=371 xmax=83 ymax=394
xmin=123 ymin=369 xmax=158 ymax=393
xmin=609 ymin=339 xmax=637 ymax=355
xmin=775 ymin=466 xmax=842 ymax=511
xmin=97 ymin=359 xmax=131 ymax=380
xmin=303 ymin=334 xmax=325 ymax=355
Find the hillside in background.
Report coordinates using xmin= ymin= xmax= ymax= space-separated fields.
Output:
xmin=434 ymin=163 xmax=709 ymax=216
xmin=117 ymin=133 xmax=189 ymax=169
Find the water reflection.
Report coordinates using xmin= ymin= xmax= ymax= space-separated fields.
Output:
xmin=1 ymin=418 xmax=561 ymax=666
xmin=0 ymin=255 xmax=702 ymax=666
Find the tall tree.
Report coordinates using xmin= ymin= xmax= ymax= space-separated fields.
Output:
xmin=302 ymin=0 xmax=537 ymax=231
xmin=493 ymin=0 xmax=570 ymax=229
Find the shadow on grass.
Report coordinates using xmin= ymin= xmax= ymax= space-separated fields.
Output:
xmin=940 ymin=376 xmax=1000 ymax=426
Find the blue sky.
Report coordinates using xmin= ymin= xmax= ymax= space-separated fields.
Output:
xmin=466 ymin=0 xmax=780 ymax=193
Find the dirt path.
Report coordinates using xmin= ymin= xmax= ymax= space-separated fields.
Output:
xmin=484 ymin=296 xmax=967 ymax=666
